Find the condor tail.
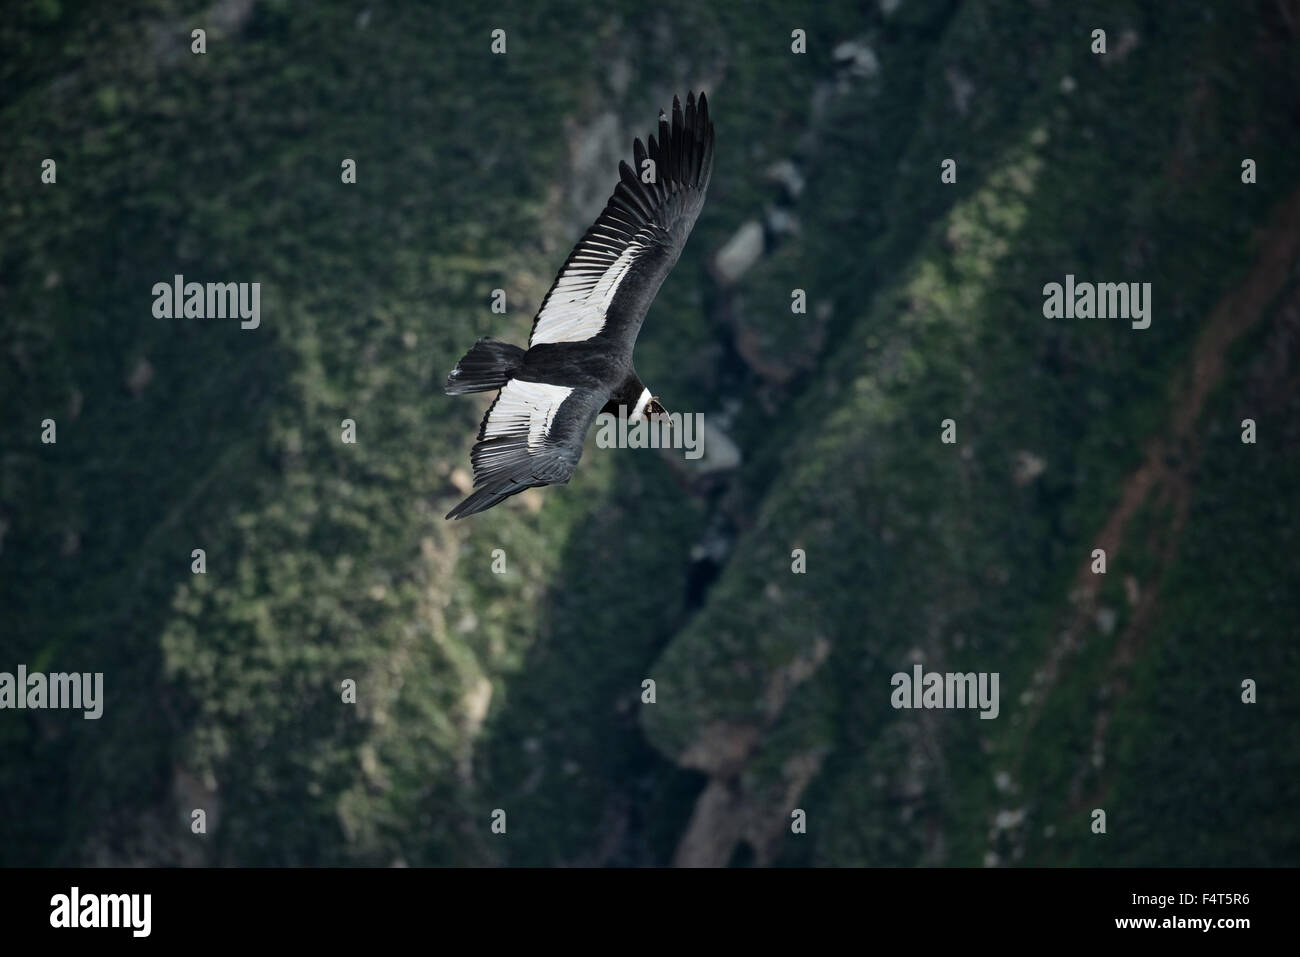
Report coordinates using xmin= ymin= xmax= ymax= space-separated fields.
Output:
xmin=444 ymin=337 xmax=524 ymax=395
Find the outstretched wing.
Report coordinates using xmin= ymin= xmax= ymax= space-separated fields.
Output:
xmin=528 ymin=91 xmax=715 ymax=349
xmin=446 ymin=378 xmax=606 ymax=519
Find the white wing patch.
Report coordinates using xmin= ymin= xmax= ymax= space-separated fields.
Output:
xmin=482 ymin=380 xmax=575 ymax=452
xmin=529 ymin=234 xmax=649 ymax=345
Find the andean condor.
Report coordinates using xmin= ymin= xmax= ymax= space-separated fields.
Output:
xmin=444 ymin=92 xmax=715 ymax=519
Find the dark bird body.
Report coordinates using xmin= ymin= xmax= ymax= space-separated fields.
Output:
xmin=445 ymin=92 xmax=715 ymax=519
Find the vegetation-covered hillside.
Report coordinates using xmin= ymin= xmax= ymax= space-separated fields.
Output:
xmin=2 ymin=0 xmax=1297 ymax=866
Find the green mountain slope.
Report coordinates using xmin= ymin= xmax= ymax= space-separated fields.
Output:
xmin=1 ymin=0 xmax=1296 ymax=866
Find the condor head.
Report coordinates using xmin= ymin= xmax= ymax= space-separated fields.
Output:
xmin=630 ymin=388 xmax=670 ymax=424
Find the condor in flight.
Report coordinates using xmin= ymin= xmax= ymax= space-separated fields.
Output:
xmin=444 ymin=92 xmax=715 ymax=519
